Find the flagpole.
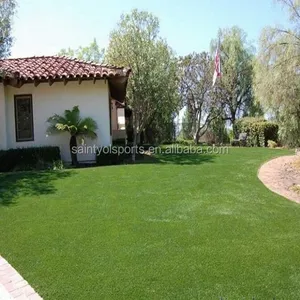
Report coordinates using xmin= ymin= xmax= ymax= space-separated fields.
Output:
xmin=218 ymin=35 xmax=221 ymax=85
xmin=212 ymin=35 xmax=221 ymax=87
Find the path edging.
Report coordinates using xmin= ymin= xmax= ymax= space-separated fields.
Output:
xmin=258 ymin=154 xmax=300 ymax=204
xmin=0 ymin=256 xmax=43 ymax=299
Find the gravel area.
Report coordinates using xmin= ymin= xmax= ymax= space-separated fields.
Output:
xmin=258 ymin=155 xmax=300 ymax=204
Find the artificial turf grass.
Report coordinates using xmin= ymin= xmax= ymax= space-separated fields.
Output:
xmin=1 ymin=148 xmax=300 ymax=299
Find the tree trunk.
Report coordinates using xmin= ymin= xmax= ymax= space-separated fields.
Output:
xmin=132 ymin=128 xmax=137 ymax=163
xmin=193 ymin=127 xmax=201 ymax=144
xmin=232 ymin=117 xmax=238 ymax=139
xmin=132 ymin=110 xmax=138 ymax=163
xmin=70 ymin=135 xmax=78 ymax=166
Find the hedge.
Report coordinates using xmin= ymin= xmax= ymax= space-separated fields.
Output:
xmin=96 ymin=146 xmax=128 ymax=166
xmin=96 ymin=145 xmax=151 ymax=166
xmin=0 ymin=146 xmax=61 ymax=172
xmin=175 ymin=138 xmax=196 ymax=146
xmin=236 ymin=117 xmax=278 ymax=147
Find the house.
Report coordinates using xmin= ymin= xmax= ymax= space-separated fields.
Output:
xmin=0 ymin=56 xmax=131 ymax=162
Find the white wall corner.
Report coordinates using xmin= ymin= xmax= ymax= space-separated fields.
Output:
xmin=0 ymin=84 xmax=7 ymax=150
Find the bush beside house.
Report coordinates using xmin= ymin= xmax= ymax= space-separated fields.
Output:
xmin=96 ymin=146 xmax=127 ymax=166
xmin=0 ymin=146 xmax=61 ymax=172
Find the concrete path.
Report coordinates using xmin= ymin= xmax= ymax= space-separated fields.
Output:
xmin=0 ymin=256 xmax=42 ymax=300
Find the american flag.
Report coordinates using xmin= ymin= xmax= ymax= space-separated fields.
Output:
xmin=212 ymin=41 xmax=221 ymax=86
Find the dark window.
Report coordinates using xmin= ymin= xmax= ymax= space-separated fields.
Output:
xmin=14 ymin=95 xmax=34 ymax=142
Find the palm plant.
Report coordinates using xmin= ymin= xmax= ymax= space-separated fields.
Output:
xmin=47 ymin=106 xmax=98 ymax=165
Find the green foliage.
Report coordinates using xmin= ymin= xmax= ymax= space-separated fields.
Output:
xmin=52 ymin=160 xmax=64 ymax=170
xmin=47 ymin=106 xmax=98 ymax=165
xmin=47 ymin=106 xmax=98 ymax=140
xmin=0 ymin=0 xmax=16 ymax=58
xmin=143 ymin=115 xmax=176 ymax=144
xmin=254 ymin=1 xmax=300 ymax=147
xmin=105 ymin=9 xmax=180 ymax=155
xmin=96 ymin=146 xmax=127 ymax=166
xmin=258 ymin=130 xmax=265 ymax=147
xmin=175 ymin=138 xmax=195 ymax=146
xmin=113 ymin=138 xmax=126 ymax=146
xmin=230 ymin=140 xmax=240 ymax=147
xmin=210 ymin=117 xmax=230 ymax=144
xmin=181 ymin=109 xmax=193 ymax=140
xmin=244 ymin=101 xmax=264 ymax=118
xmin=236 ymin=117 xmax=278 ymax=147
xmin=211 ymin=26 xmax=254 ymax=137
xmin=179 ymin=52 xmax=219 ymax=143
xmin=228 ymin=129 xmax=234 ymax=141
xmin=0 ymin=146 xmax=61 ymax=172
xmin=277 ymin=104 xmax=300 ymax=147
xmin=58 ymin=38 xmax=105 ymax=63
xmin=267 ymin=140 xmax=278 ymax=148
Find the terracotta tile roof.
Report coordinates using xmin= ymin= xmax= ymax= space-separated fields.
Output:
xmin=0 ymin=55 xmax=130 ymax=81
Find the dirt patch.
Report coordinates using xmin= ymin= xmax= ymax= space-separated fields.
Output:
xmin=258 ymin=155 xmax=300 ymax=204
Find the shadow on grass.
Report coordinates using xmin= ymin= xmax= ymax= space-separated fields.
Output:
xmin=135 ymin=152 xmax=216 ymax=165
xmin=0 ymin=170 xmax=73 ymax=207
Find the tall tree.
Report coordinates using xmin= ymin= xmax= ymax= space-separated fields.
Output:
xmin=209 ymin=116 xmax=229 ymax=144
xmin=254 ymin=0 xmax=300 ymax=146
xmin=179 ymin=52 xmax=222 ymax=144
xmin=181 ymin=109 xmax=193 ymax=140
xmin=212 ymin=27 xmax=254 ymax=138
xmin=105 ymin=9 xmax=180 ymax=160
xmin=0 ymin=0 xmax=16 ymax=58
xmin=58 ymin=38 xmax=105 ymax=63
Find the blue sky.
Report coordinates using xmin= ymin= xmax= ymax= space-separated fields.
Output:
xmin=11 ymin=0 xmax=289 ymax=58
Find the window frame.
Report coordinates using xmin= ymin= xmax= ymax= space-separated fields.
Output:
xmin=14 ymin=94 xmax=34 ymax=142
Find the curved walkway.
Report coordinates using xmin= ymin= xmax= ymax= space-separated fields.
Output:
xmin=258 ymin=155 xmax=300 ymax=204
xmin=0 ymin=256 xmax=42 ymax=299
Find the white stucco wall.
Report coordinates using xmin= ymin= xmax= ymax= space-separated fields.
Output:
xmin=0 ymin=84 xmax=7 ymax=149
xmin=3 ymin=80 xmax=111 ymax=162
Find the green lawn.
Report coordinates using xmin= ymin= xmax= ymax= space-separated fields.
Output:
xmin=1 ymin=147 xmax=300 ymax=299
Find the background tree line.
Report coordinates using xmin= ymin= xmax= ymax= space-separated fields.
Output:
xmin=56 ymin=8 xmax=269 ymax=147
xmin=58 ymin=12 xmax=260 ymax=147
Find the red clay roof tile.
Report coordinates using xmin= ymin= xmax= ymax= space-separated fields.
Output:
xmin=0 ymin=55 xmax=130 ymax=81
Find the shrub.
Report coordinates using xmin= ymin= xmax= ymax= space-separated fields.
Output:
xmin=236 ymin=117 xmax=278 ymax=147
xmin=267 ymin=140 xmax=278 ymax=148
xmin=0 ymin=146 xmax=61 ymax=172
xmin=47 ymin=106 xmax=97 ymax=166
xmin=113 ymin=138 xmax=126 ymax=146
xmin=175 ymin=138 xmax=195 ymax=146
xmin=52 ymin=160 xmax=64 ymax=170
xmin=139 ymin=144 xmax=154 ymax=151
xmin=161 ymin=140 xmax=174 ymax=145
xmin=228 ymin=129 xmax=234 ymax=142
xmin=231 ymin=140 xmax=240 ymax=147
xmin=96 ymin=146 xmax=128 ymax=166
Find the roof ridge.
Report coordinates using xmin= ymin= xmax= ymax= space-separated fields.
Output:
xmin=2 ymin=55 xmax=57 ymax=60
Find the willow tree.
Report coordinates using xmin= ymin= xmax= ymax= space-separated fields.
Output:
xmin=254 ymin=0 xmax=300 ymax=146
xmin=212 ymin=27 xmax=254 ymax=138
xmin=105 ymin=9 xmax=179 ymax=161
